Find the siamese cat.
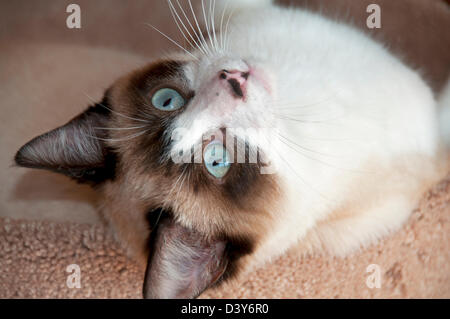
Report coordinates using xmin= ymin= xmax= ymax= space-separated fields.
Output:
xmin=14 ymin=0 xmax=446 ymax=298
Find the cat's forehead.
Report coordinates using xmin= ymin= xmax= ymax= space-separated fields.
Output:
xmin=107 ymin=59 xmax=194 ymax=115
xmin=115 ymin=55 xmax=253 ymax=96
xmin=128 ymin=59 xmax=190 ymax=88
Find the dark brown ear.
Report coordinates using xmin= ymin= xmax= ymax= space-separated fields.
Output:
xmin=143 ymin=213 xmax=228 ymax=299
xmin=14 ymin=97 xmax=116 ymax=185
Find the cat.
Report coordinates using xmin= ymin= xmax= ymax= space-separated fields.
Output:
xmin=14 ymin=0 xmax=447 ymax=298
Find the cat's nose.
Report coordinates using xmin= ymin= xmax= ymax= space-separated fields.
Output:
xmin=219 ymin=69 xmax=250 ymax=99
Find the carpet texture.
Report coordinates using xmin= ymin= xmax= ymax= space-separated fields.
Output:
xmin=1 ymin=175 xmax=448 ymax=299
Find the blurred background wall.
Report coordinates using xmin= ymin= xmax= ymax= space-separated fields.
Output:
xmin=1 ymin=0 xmax=448 ymax=91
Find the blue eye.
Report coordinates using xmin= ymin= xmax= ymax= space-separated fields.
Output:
xmin=204 ymin=142 xmax=231 ymax=179
xmin=151 ymin=88 xmax=185 ymax=111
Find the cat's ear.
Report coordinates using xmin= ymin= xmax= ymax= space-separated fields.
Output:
xmin=14 ymin=97 xmax=116 ymax=184
xmin=143 ymin=214 xmax=228 ymax=299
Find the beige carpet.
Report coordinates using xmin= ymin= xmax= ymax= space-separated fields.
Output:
xmin=0 ymin=175 xmax=448 ymax=298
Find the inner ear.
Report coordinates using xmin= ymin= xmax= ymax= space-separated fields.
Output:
xmin=14 ymin=96 xmax=117 ymax=184
xmin=143 ymin=213 xmax=228 ymax=299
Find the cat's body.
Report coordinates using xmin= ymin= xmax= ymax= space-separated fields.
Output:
xmin=15 ymin=1 xmax=446 ymax=298
xmin=214 ymin=3 xmax=441 ymax=261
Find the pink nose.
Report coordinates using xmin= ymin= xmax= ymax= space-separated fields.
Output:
xmin=219 ymin=69 xmax=250 ymax=99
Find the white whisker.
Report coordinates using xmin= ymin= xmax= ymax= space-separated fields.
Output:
xmin=162 ymin=165 xmax=189 ymax=210
xmin=272 ymin=94 xmax=338 ymax=111
xmin=175 ymin=165 xmax=189 ymax=198
xmin=210 ymin=0 xmax=219 ymax=52
xmin=261 ymin=134 xmax=335 ymax=205
xmin=84 ymin=93 xmax=150 ymax=124
xmin=277 ymin=134 xmax=368 ymax=174
xmin=278 ymin=133 xmax=340 ymax=158
xmin=85 ymin=128 xmax=150 ymax=143
xmin=219 ymin=0 xmax=229 ymax=51
xmin=175 ymin=0 xmax=210 ymax=56
xmin=273 ymin=114 xmax=345 ymax=126
xmin=145 ymin=23 xmax=198 ymax=60
xmin=188 ymin=0 xmax=212 ymax=56
xmin=224 ymin=3 xmax=236 ymax=51
xmin=93 ymin=125 xmax=148 ymax=131
xmin=168 ymin=0 xmax=206 ymax=56
xmin=201 ymin=0 xmax=215 ymax=53
xmin=167 ymin=0 xmax=197 ymax=53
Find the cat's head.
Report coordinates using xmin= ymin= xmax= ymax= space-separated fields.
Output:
xmin=15 ymin=55 xmax=284 ymax=298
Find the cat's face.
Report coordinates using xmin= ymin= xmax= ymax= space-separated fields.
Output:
xmin=108 ymin=57 xmax=279 ymax=224
xmin=15 ymin=55 xmax=284 ymax=298
xmin=108 ymin=56 xmax=282 ymax=297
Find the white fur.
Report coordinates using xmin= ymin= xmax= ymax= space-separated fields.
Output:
xmin=438 ymin=79 xmax=450 ymax=148
xmin=170 ymin=3 xmax=441 ymax=269
xmin=213 ymin=0 xmax=273 ymax=11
